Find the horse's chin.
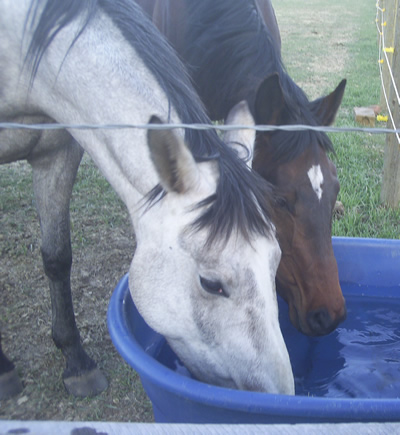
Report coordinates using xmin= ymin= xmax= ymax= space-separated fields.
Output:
xmin=177 ymin=358 xmax=237 ymax=390
xmin=277 ymin=281 xmax=314 ymax=336
xmin=287 ymin=301 xmax=303 ymax=332
xmin=276 ymin=280 xmax=303 ymax=332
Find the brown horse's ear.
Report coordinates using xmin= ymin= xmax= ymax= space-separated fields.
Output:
xmin=309 ymin=79 xmax=346 ymax=126
xmin=254 ymin=73 xmax=286 ymax=125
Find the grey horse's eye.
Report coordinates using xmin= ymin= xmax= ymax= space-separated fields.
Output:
xmin=199 ymin=276 xmax=228 ymax=298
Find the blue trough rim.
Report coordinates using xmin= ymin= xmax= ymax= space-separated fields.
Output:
xmin=107 ymin=237 xmax=400 ymax=421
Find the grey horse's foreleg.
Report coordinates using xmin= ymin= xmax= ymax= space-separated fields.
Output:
xmin=29 ymin=135 xmax=107 ymax=397
xmin=0 ymin=332 xmax=23 ymax=400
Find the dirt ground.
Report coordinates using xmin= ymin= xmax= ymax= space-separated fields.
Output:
xmin=0 ymin=160 xmax=153 ymax=422
xmin=0 ymin=0 xmax=357 ymax=424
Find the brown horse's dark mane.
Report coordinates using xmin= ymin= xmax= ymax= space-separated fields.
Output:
xmin=179 ymin=0 xmax=335 ymax=163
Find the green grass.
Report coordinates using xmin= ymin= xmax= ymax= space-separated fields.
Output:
xmin=69 ymin=156 xmax=128 ymax=250
xmin=0 ymin=156 xmax=127 ymax=255
xmin=331 ymin=0 xmax=400 ymax=238
xmin=275 ymin=0 xmax=400 ymax=239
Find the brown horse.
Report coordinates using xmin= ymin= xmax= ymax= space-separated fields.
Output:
xmin=135 ymin=0 xmax=281 ymax=55
xmin=135 ymin=0 xmax=347 ymax=336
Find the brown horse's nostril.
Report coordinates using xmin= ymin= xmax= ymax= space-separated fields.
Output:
xmin=306 ymin=308 xmax=336 ymax=336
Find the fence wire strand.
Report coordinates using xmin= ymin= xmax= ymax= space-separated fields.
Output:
xmin=1 ymin=121 xmax=400 ymax=135
xmin=376 ymin=0 xmax=400 ymax=144
xmin=1 ymin=2 xmax=399 ymax=137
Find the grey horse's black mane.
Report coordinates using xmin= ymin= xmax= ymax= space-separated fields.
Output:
xmin=25 ymin=0 xmax=276 ymax=244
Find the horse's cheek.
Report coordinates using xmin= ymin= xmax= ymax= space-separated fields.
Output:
xmin=128 ymin=246 xmax=194 ymax=337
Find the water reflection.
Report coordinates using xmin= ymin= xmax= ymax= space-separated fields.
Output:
xmin=157 ymin=294 xmax=400 ymax=399
xmin=280 ymin=295 xmax=400 ymax=399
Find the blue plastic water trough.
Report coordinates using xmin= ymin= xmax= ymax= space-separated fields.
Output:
xmin=107 ymin=237 xmax=400 ymax=423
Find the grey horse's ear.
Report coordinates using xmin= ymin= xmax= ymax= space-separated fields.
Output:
xmin=147 ymin=116 xmax=200 ymax=193
xmin=223 ymin=101 xmax=256 ymax=168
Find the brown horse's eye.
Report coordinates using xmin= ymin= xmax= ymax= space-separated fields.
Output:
xmin=276 ymin=196 xmax=289 ymax=210
xmin=200 ymin=276 xmax=228 ymax=297
xmin=275 ymin=193 xmax=296 ymax=215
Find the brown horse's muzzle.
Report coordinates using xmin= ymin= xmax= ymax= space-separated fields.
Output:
xmin=304 ymin=302 xmax=347 ymax=336
xmin=276 ymin=254 xmax=347 ymax=336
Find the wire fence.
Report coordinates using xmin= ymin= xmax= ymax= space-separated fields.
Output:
xmin=0 ymin=3 xmax=398 ymax=138
xmin=1 ymin=121 xmax=400 ymax=135
xmin=376 ymin=0 xmax=400 ymax=144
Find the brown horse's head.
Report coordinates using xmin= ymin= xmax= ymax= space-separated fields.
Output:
xmin=251 ymin=73 xmax=347 ymax=336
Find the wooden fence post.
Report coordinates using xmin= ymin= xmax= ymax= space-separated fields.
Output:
xmin=381 ymin=0 xmax=400 ymax=208
xmin=379 ymin=0 xmax=396 ymax=110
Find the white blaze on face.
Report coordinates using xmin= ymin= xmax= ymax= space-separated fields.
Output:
xmin=307 ymin=164 xmax=324 ymax=201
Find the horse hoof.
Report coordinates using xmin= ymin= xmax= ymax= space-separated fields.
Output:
xmin=0 ymin=369 xmax=23 ymax=400
xmin=63 ymin=368 xmax=108 ymax=397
